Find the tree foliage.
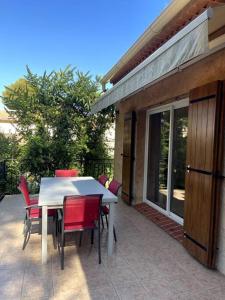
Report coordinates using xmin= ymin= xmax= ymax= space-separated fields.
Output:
xmin=1 ymin=66 xmax=114 ymax=177
xmin=0 ymin=133 xmax=20 ymax=161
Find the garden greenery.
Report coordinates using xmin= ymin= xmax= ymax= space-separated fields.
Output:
xmin=1 ymin=66 xmax=114 ymax=186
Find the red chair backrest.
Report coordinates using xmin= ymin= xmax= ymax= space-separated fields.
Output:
xmin=98 ymin=175 xmax=109 ymax=187
xmin=55 ymin=169 xmax=79 ymax=177
xmin=108 ymin=179 xmax=122 ymax=196
xmin=63 ymin=194 xmax=102 ymax=228
xmin=18 ymin=176 xmax=31 ymax=206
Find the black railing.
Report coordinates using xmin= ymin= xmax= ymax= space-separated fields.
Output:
xmin=0 ymin=158 xmax=114 ymax=198
xmin=74 ymin=159 xmax=114 ymax=179
xmin=0 ymin=161 xmax=7 ymax=200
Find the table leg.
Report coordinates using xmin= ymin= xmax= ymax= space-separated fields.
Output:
xmin=42 ymin=205 xmax=48 ymax=264
xmin=108 ymin=202 xmax=115 ymax=256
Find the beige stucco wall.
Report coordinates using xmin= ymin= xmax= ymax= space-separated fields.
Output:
xmin=113 ymin=110 xmax=124 ymax=184
xmin=133 ymin=110 xmax=146 ymax=204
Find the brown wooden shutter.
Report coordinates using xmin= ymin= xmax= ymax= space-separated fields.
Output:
xmin=184 ymin=81 xmax=225 ymax=268
xmin=121 ymin=111 xmax=136 ymax=205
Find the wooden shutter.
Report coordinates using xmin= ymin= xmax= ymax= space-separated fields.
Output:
xmin=121 ymin=111 xmax=136 ymax=205
xmin=184 ymin=81 xmax=225 ymax=268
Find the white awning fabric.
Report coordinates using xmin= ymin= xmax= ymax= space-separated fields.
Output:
xmin=91 ymin=9 xmax=212 ymax=114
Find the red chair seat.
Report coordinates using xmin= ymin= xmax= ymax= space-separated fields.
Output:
xmin=64 ymin=221 xmax=95 ymax=231
xmin=102 ymin=205 xmax=109 ymax=215
xmin=29 ymin=207 xmax=41 ymax=218
xmin=29 ymin=197 xmax=55 ymax=217
xmin=29 ymin=207 xmax=56 ymax=219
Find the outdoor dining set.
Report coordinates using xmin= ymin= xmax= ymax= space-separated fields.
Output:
xmin=18 ymin=169 xmax=121 ymax=270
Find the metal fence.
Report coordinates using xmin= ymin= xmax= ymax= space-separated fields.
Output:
xmin=0 ymin=158 xmax=114 ymax=198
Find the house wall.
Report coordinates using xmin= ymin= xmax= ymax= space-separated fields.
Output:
xmin=114 ymin=46 xmax=225 ymax=275
xmin=216 ymin=134 xmax=225 ymax=274
xmin=134 ymin=110 xmax=146 ymax=204
xmin=113 ymin=110 xmax=124 ymax=184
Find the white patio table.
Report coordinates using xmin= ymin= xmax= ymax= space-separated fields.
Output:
xmin=39 ymin=176 xmax=118 ymax=264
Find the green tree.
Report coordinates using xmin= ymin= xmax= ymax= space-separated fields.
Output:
xmin=1 ymin=66 xmax=114 ymax=179
xmin=0 ymin=133 xmax=20 ymax=160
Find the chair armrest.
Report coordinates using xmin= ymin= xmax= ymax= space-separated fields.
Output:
xmin=25 ymin=204 xmax=39 ymax=209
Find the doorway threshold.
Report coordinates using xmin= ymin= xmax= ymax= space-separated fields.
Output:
xmin=135 ymin=203 xmax=184 ymax=243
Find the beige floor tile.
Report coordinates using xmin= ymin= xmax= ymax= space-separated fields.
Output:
xmin=0 ymin=269 xmax=24 ymax=300
xmin=115 ymin=282 xmax=150 ymax=300
xmin=1 ymin=196 xmax=225 ymax=300
xmin=106 ymin=264 xmax=140 ymax=288
xmin=85 ymin=286 xmax=119 ymax=300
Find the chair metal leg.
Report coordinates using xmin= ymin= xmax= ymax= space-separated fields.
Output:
xmin=38 ymin=218 xmax=42 ymax=235
xmin=53 ymin=217 xmax=57 ymax=249
xmin=98 ymin=224 xmax=101 ymax=264
xmin=91 ymin=229 xmax=94 ymax=244
xmin=61 ymin=235 xmax=65 ymax=270
xmin=105 ymin=214 xmax=108 ymax=228
xmin=22 ymin=219 xmax=31 ymax=250
xmin=79 ymin=232 xmax=83 ymax=247
xmin=113 ymin=226 xmax=117 ymax=242
xmin=22 ymin=228 xmax=28 ymax=250
xmin=101 ymin=214 xmax=104 ymax=229
xmin=23 ymin=219 xmax=28 ymax=236
xmin=57 ymin=219 xmax=62 ymax=254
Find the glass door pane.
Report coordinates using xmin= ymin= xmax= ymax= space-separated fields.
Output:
xmin=170 ymin=107 xmax=188 ymax=218
xmin=147 ymin=110 xmax=170 ymax=210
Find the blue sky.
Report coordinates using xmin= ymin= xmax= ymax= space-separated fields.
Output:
xmin=0 ymin=0 xmax=169 ymax=107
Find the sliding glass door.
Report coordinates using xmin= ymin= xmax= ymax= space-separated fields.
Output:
xmin=147 ymin=111 xmax=170 ymax=210
xmin=145 ymin=100 xmax=188 ymax=224
xmin=170 ymin=107 xmax=188 ymax=219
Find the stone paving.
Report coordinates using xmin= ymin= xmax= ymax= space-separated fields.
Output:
xmin=0 ymin=194 xmax=225 ymax=300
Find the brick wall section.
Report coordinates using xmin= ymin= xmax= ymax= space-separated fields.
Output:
xmin=135 ymin=203 xmax=184 ymax=243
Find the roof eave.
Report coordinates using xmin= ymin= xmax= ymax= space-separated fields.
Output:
xmin=101 ymin=0 xmax=193 ymax=85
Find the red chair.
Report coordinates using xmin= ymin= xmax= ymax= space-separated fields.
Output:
xmin=55 ymin=169 xmax=79 ymax=177
xmin=18 ymin=176 xmax=56 ymax=250
xmin=98 ymin=174 xmax=109 ymax=187
xmin=108 ymin=180 xmax=122 ymax=196
xmin=58 ymin=194 xmax=102 ymax=270
xmin=19 ymin=176 xmax=38 ymax=206
xmin=102 ymin=179 xmax=121 ymax=242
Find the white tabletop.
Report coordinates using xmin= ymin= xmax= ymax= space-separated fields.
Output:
xmin=38 ymin=176 xmax=118 ymax=206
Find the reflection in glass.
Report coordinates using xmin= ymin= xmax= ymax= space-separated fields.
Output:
xmin=170 ymin=107 xmax=188 ymax=218
xmin=147 ymin=111 xmax=170 ymax=210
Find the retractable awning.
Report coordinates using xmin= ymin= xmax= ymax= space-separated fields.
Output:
xmin=91 ymin=8 xmax=213 ymax=114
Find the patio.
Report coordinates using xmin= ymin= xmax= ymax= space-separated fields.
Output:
xmin=0 ymin=195 xmax=225 ymax=300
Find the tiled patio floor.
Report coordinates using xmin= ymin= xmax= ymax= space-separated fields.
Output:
xmin=1 ymin=195 xmax=225 ymax=300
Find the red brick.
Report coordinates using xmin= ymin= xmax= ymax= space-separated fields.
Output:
xmin=134 ymin=203 xmax=184 ymax=243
